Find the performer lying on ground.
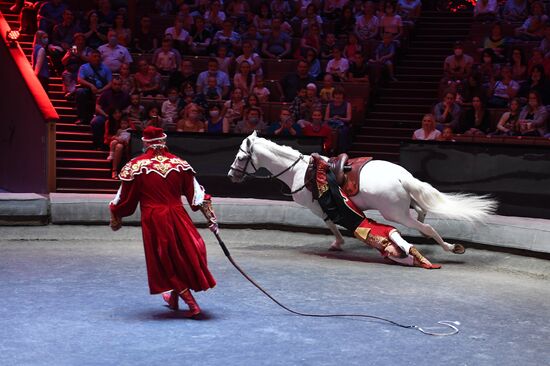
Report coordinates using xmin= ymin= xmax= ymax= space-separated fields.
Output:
xmin=310 ymin=153 xmax=441 ymax=269
xmin=109 ymin=126 xmax=218 ymax=317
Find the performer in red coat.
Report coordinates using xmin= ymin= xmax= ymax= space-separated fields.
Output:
xmin=110 ymin=126 xmax=217 ymax=317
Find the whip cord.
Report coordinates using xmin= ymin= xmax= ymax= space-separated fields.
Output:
xmin=213 ymin=232 xmax=459 ymax=336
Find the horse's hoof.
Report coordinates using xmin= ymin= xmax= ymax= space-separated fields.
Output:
xmin=452 ymin=244 xmax=465 ymax=254
xmin=329 ymin=244 xmax=343 ymax=252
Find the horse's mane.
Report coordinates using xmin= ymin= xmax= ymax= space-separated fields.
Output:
xmin=255 ymin=137 xmax=303 ymax=159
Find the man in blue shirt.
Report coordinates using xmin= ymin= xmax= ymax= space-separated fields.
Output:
xmin=268 ymin=108 xmax=302 ymax=136
xmin=76 ymin=49 xmax=112 ymax=125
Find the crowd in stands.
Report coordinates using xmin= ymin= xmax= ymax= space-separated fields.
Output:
xmin=413 ymin=0 xmax=550 ymax=141
xmin=14 ymin=0 xmax=550 ymax=178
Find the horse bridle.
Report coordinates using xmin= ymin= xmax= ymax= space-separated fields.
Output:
xmin=230 ymin=138 xmax=310 ymax=194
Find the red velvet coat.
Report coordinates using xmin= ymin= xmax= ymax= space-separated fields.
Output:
xmin=110 ymin=147 xmax=216 ymax=294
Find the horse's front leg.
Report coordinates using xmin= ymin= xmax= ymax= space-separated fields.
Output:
xmin=325 ymin=219 xmax=345 ymax=251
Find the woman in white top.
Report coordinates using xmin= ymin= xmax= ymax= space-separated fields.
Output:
xmin=412 ymin=114 xmax=441 ymax=140
xmin=233 ymin=60 xmax=256 ymax=97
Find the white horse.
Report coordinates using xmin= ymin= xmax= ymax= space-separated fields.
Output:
xmin=228 ymin=132 xmax=498 ymax=255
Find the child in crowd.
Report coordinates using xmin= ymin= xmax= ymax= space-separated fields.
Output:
xmin=252 ymin=76 xmax=270 ymax=103
xmin=206 ymin=104 xmax=224 ymax=133
xmin=145 ymin=105 xmax=162 ymax=128
xmin=320 ymin=74 xmax=335 ymax=102
xmin=369 ymin=32 xmax=398 ymax=82
xmin=204 ymin=75 xmax=223 ymax=101
xmin=320 ymin=33 xmax=338 ymax=59
xmin=154 ymin=38 xmax=179 ymax=76
xmin=124 ymin=93 xmax=146 ymax=130
xmin=107 ymin=117 xmax=131 ymax=161
xmin=161 ymin=87 xmax=182 ymax=125
xmin=215 ymin=44 xmax=233 ymax=75
xmin=326 ymin=47 xmax=350 ymax=82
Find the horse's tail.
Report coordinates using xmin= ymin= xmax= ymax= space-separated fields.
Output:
xmin=400 ymin=175 xmax=498 ymax=222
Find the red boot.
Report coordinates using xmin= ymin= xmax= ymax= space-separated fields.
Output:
xmin=162 ymin=290 xmax=179 ymax=310
xmin=410 ymin=247 xmax=442 ymax=269
xmin=179 ymin=290 xmax=201 ymax=318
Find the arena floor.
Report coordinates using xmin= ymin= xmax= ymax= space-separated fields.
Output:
xmin=0 ymin=226 xmax=549 ymax=366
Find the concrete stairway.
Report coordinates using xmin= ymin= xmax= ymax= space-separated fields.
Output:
xmin=0 ymin=1 xmax=118 ymax=193
xmin=349 ymin=10 xmax=473 ymax=161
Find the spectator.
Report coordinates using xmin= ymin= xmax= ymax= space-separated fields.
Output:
xmin=176 ymin=103 xmax=206 ymax=132
xmin=203 ymin=75 xmax=223 ymax=101
xmin=245 ymin=93 xmax=263 ymax=114
xmin=502 ymin=0 xmax=528 ymax=23
xmin=527 ymin=48 xmax=550 ymax=76
xmin=37 ymin=0 xmax=67 ymax=33
xmin=196 ymin=58 xmax=231 ymax=97
xmin=161 ymin=87 xmax=183 ymax=126
xmin=433 ymin=90 xmax=462 ymax=132
xmin=515 ymin=2 xmax=548 ymax=41
xmin=282 ymin=60 xmax=316 ymax=101
xmin=539 ymin=25 xmax=550 ymax=55
xmin=155 ymin=0 xmax=174 ymax=15
xmin=118 ymin=63 xmax=134 ymax=94
xmin=438 ymin=126 xmax=455 ymax=141
xmin=76 ymin=49 xmax=112 ymax=125
xmin=442 ymin=41 xmax=473 ymax=88
xmin=112 ymin=13 xmax=131 ymax=47
xmin=96 ymin=0 xmax=116 ymax=32
xmin=144 ymin=104 xmax=162 ymax=128
xmin=509 ymin=47 xmax=528 ymax=83
xmin=177 ymin=3 xmax=195 ymax=31
xmin=320 ymin=33 xmax=337 ymax=60
xmin=153 ymin=38 xmax=180 ymax=76
xmin=32 ymin=30 xmax=50 ymax=91
xmin=234 ymin=107 xmax=267 ymax=134
xmin=348 ymin=51 xmax=370 ymax=82
xmin=214 ymin=44 xmax=234 ymax=75
xmin=205 ymin=0 xmax=226 ymax=32
xmin=323 ymin=0 xmax=345 ymax=20
xmin=336 ymin=6 xmax=356 ymax=35
xmin=305 ymin=48 xmax=322 ymax=80
xmin=397 ymin=0 xmax=421 ymax=24
xmin=299 ymin=22 xmax=322 ymax=58
xmin=519 ymin=64 xmax=550 ymax=105
xmin=124 ymin=93 xmax=146 ymax=129
xmin=271 ymin=0 xmax=292 ymax=19
xmin=369 ymin=32 xmax=398 ymax=82
xmin=152 ymin=37 xmax=182 ymax=71
xmin=320 ymin=73 xmax=335 ymax=102
xmin=61 ymin=32 xmax=92 ymax=98
xmin=326 ymin=47 xmax=350 ymax=82
xmin=221 ymin=88 xmax=246 ymax=132
xmin=474 ymin=0 xmax=498 ymax=22
xmin=241 ymin=24 xmax=263 ymax=53
xmin=343 ymin=32 xmax=362 ymax=64
xmin=487 ymin=65 xmax=520 ymax=107
xmin=412 ymin=114 xmax=441 ymax=140
xmin=165 ymin=16 xmax=192 ymax=54
xmin=169 ymin=59 xmax=198 ymax=93
xmin=83 ymin=11 xmax=107 ymax=50
xmin=254 ymin=3 xmax=273 ymax=36
xmin=261 ymin=18 xmax=291 ymax=59
xmin=236 ymin=40 xmax=263 ymax=76
xmin=226 ymin=0 xmax=250 ymax=25
xmin=493 ymin=97 xmax=521 ymax=135
xmin=133 ymin=15 xmax=158 ymax=54
xmin=206 ymin=103 xmax=224 ymax=133
xmin=252 ymin=76 xmax=271 ymax=102
xmin=233 ymin=61 xmax=256 ymax=97
xmin=302 ymin=83 xmax=323 ymax=121
xmin=355 ymin=1 xmax=379 ymax=43
xmin=460 ymin=95 xmax=491 ymax=135
xmin=379 ymin=1 xmax=403 ymax=41
xmin=303 ymin=109 xmax=333 ymax=154
xmin=477 ymin=48 xmax=500 ymax=89
xmin=481 ymin=22 xmax=507 ymax=61
xmin=212 ymin=19 xmax=241 ymax=56
xmin=51 ymin=9 xmax=80 ymax=65
xmin=190 ymin=15 xmax=212 ymax=55
xmin=98 ymin=29 xmax=133 ymax=73
xmin=269 ymin=109 xmax=302 ymax=136
xmin=518 ymin=91 xmax=547 ymax=136
xmin=300 ymin=4 xmax=323 ymax=34
xmin=325 ymin=88 xmax=352 ymax=152
xmin=90 ymin=77 xmax=131 ymax=149
xmin=135 ymin=62 xmax=163 ymax=97
xmin=289 ymin=86 xmax=308 ymax=122
xmin=105 ymin=109 xmax=130 ymax=179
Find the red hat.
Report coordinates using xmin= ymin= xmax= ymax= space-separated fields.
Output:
xmin=141 ymin=126 xmax=167 ymax=142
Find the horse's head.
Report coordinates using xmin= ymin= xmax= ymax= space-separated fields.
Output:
xmin=228 ymin=131 xmax=259 ymax=183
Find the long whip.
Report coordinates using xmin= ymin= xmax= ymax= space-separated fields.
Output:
xmin=212 ymin=231 xmax=459 ymax=336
